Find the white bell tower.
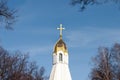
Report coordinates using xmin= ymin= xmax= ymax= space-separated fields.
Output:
xmin=49 ymin=24 xmax=72 ymax=80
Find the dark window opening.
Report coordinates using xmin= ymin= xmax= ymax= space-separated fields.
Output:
xmin=59 ymin=53 xmax=63 ymax=61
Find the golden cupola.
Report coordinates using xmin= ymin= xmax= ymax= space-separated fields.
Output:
xmin=53 ymin=24 xmax=68 ymax=55
xmin=54 ymin=36 xmax=68 ymax=54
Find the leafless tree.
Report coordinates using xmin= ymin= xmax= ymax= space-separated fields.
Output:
xmin=71 ymin=0 xmax=120 ymax=11
xmin=110 ymin=43 xmax=120 ymax=80
xmin=0 ymin=46 xmax=47 ymax=80
xmin=91 ymin=47 xmax=112 ymax=80
xmin=90 ymin=43 xmax=120 ymax=80
xmin=0 ymin=0 xmax=16 ymax=29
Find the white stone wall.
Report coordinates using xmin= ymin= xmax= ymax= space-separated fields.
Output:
xmin=49 ymin=50 xmax=72 ymax=80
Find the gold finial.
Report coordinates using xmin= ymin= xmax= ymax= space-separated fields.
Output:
xmin=57 ymin=24 xmax=65 ymax=38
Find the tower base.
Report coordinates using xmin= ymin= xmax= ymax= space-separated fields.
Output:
xmin=49 ymin=63 xmax=72 ymax=80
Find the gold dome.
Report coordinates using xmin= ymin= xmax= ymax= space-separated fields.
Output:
xmin=54 ymin=37 xmax=68 ymax=54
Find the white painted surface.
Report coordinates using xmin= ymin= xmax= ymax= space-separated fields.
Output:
xmin=49 ymin=51 xmax=72 ymax=80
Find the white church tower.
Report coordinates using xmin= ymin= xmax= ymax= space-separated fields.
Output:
xmin=49 ymin=24 xmax=72 ymax=80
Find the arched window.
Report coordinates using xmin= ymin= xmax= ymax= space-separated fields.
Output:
xmin=59 ymin=53 xmax=63 ymax=61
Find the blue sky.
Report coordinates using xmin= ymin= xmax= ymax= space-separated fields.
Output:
xmin=0 ymin=0 xmax=120 ymax=80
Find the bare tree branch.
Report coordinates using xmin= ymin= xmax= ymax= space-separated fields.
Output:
xmin=71 ymin=0 xmax=120 ymax=11
xmin=0 ymin=46 xmax=48 ymax=80
xmin=0 ymin=0 xmax=17 ymax=30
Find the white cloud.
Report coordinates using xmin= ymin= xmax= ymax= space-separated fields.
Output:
xmin=65 ymin=27 xmax=120 ymax=48
xmin=6 ymin=45 xmax=53 ymax=56
xmin=26 ymin=46 xmax=52 ymax=54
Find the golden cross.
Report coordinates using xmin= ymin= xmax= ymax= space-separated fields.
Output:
xmin=57 ymin=24 xmax=65 ymax=37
